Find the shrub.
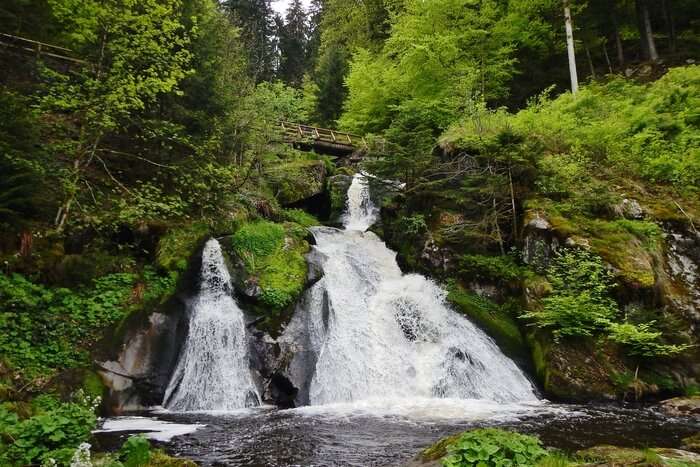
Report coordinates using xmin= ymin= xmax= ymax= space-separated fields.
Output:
xmin=119 ymin=435 xmax=151 ymax=467
xmin=521 ymin=249 xmax=618 ymax=339
xmin=441 ymin=428 xmax=548 ymax=467
xmin=0 ymin=272 xmax=135 ymax=377
xmin=0 ymin=392 xmax=99 ymax=466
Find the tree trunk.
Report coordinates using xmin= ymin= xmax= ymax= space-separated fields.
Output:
xmin=603 ymin=41 xmax=613 ymax=74
xmin=584 ymin=42 xmax=596 ymax=79
xmin=637 ymin=0 xmax=659 ymax=61
xmin=612 ymin=9 xmax=624 ymax=66
xmin=661 ymin=0 xmax=676 ymax=53
xmin=563 ymin=0 xmax=579 ymax=93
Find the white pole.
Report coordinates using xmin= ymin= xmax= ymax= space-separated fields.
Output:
xmin=564 ymin=0 xmax=579 ymax=93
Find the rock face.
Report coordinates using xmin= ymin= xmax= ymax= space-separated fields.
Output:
xmin=327 ymin=174 xmax=353 ymax=224
xmin=522 ymin=215 xmax=559 ymax=271
xmin=98 ymin=308 xmax=189 ymax=413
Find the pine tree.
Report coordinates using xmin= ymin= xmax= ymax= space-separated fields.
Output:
xmin=278 ymin=0 xmax=309 ymax=86
xmin=223 ymin=0 xmax=276 ymax=81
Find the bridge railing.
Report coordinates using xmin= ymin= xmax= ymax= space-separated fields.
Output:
xmin=0 ymin=33 xmax=87 ymax=65
xmin=279 ymin=121 xmax=366 ymax=149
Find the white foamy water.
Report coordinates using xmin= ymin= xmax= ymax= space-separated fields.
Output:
xmin=163 ymin=239 xmax=260 ymax=411
xmin=94 ymin=416 xmax=205 ymax=442
xmin=343 ymin=174 xmax=379 ymax=231
xmin=285 ymin=174 xmax=537 ymax=406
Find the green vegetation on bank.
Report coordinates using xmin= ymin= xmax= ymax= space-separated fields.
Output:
xmin=420 ymin=427 xmax=700 ymax=467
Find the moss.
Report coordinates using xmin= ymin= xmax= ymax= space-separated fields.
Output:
xmin=265 ymin=159 xmax=327 ymax=205
xmin=577 ymin=445 xmax=649 ymax=465
xmin=681 ymin=433 xmax=700 ymax=453
xmin=419 ymin=433 xmax=465 ymax=462
xmin=147 ymin=449 xmax=198 ymax=466
xmin=447 ymin=285 xmax=527 ymax=361
xmin=229 ymin=220 xmax=310 ymax=317
xmin=280 ymin=208 xmax=319 ymax=227
xmin=81 ymin=371 xmax=106 ymax=400
xmin=156 ymin=223 xmax=210 ymax=273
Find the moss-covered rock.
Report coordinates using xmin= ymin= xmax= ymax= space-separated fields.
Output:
xmin=328 ymin=174 xmax=353 ymax=223
xmin=681 ymin=433 xmax=700 ymax=453
xmin=447 ymin=285 xmax=529 ymax=365
xmin=267 ymin=159 xmax=328 ymax=206
xmin=224 ymin=219 xmax=311 ymax=333
xmin=578 ymin=444 xmax=700 ymax=465
xmin=659 ymin=396 xmax=700 ymax=417
xmin=156 ymin=223 xmax=210 ymax=274
xmin=529 ymin=333 xmax=626 ymax=401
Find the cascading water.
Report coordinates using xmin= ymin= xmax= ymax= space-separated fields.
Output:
xmin=163 ymin=239 xmax=259 ymax=411
xmin=285 ymin=174 xmax=537 ymax=405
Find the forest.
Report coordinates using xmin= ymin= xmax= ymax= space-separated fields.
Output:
xmin=0 ymin=0 xmax=699 ymax=466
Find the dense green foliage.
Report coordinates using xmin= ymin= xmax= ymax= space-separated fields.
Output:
xmin=441 ymin=429 xmax=548 ymax=467
xmin=0 ymin=392 xmax=99 ymax=466
xmin=230 ymin=220 xmax=309 ymax=311
xmin=522 ymin=249 xmax=690 ymax=358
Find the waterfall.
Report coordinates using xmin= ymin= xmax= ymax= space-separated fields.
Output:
xmin=163 ymin=239 xmax=259 ymax=411
xmin=286 ymin=174 xmax=537 ymax=405
xmin=343 ymin=173 xmax=379 ymax=231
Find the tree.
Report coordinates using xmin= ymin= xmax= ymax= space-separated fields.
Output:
xmin=43 ymin=0 xmax=194 ymax=231
xmin=563 ymin=0 xmax=579 ymax=93
xmin=313 ymin=46 xmax=349 ymax=126
xmin=278 ymin=0 xmax=309 ymax=86
xmin=223 ymin=0 xmax=276 ymax=81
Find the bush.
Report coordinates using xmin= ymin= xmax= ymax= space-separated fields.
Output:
xmin=521 ymin=249 xmax=618 ymax=339
xmin=119 ymin=435 xmax=151 ymax=467
xmin=0 ymin=272 xmax=136 ymax=377
xmin=441 ymin=428 xmax=548 ymax=467
xmin=0 ymin=392 xmax=99 ymax=466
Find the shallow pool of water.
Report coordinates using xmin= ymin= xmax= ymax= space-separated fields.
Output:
xmin=93 ymin=399 xmax=700 ymax=466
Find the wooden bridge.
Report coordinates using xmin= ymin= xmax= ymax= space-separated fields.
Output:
xmin=0 ymin=33 xmax=87 ymax=67
xmin=279 ymin=121 xmax=366 ymax=158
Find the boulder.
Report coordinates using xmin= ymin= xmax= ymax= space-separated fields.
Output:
xmin=269 ymin=159 xmax=328 ymax=206
xmin=522 ymin=214 xmax=559 ymax=271
xmin=659 ymin=396 xmax=700 ymax=418
xmin=613 ymin=198 xmax=644 ymax=219
xmin=327 ymin=174 xmax=353 ymax=223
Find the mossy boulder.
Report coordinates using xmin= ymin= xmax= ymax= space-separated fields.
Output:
xmin=447 ymin=285 xmax=529 ymax=366
xmin=529 ymin=333 xmax=626 ymax=401
xmin=659 ymin=396 xmax=700 ymax=418
xmin=578 ymin=444 xmax=700 ymax=465
xmin=156 ymin=223 xmax=210 ymax=274
xmin=225 ymin=219 xmax=311 ymax=333
xmin=328 ymin=174 xmax=353 ymax=223
xmin=681 ymin=433 xmax=700 ymax=453
xmin=267 ymin=159 xmax=328 ymax=206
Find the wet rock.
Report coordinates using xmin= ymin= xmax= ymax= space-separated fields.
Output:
xmin=267 ymin=372 xmax=299 ymax=409
xmin=420 ymin=232 xmax=454 ymax=272
xmin=613 ymin=198 xmax=644 ymax=219
xmin=327 ymin=174 xmax=353 ymax=224
xmin=98 ymin=309 xmax=188 ymax=413
xmin=522 ymin=215 xmax=559 ymax=271
xmin=305 ymin=247 xmax=327 ymax=286
xmin=659 ymin=396 xmax=700 ymax=417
